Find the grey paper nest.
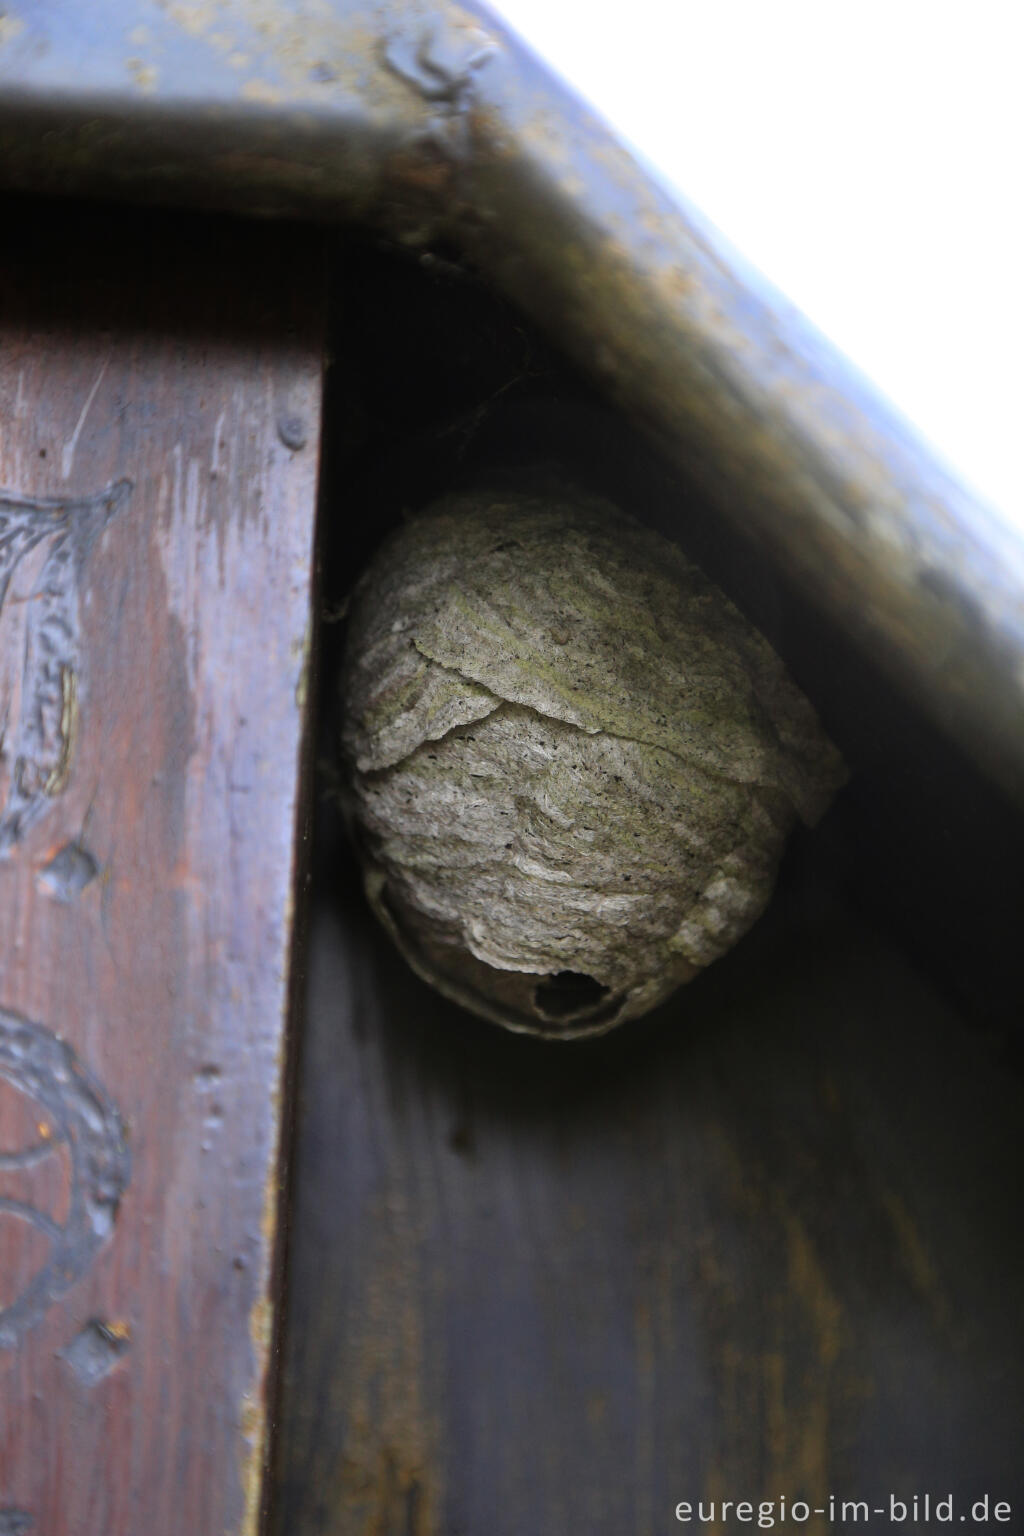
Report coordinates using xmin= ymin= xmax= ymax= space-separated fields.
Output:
xmin=339 ymin=486 xmax=846 ymax=1038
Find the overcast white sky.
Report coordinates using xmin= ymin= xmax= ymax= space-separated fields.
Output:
xmin=492 ymin=0 xmax=1023 ymax=529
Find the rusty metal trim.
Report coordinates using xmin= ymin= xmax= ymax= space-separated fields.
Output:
xmin=2 ymin=0 xmax=1022 ymax=798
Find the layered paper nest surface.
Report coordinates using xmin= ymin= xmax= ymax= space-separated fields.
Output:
xmin=340 ymin=487 xmax=847 ymax=1038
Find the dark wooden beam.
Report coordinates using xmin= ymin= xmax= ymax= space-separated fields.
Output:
xmin=0 ymin=204 xmax=325 ymax=1536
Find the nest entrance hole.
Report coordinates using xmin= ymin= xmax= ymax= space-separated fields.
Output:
xmin=533 ymin=971 xmax=611 ymax=1023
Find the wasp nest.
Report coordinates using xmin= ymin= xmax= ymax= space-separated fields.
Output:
xmin=340 ymin=486 xmax=846 ymax=1038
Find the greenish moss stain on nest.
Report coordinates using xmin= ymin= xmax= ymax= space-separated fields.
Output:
xmin=341 ymin=486 xmax=846 ymax=1038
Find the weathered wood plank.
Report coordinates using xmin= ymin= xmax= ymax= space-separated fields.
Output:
xmin=275 ymin=805 xmax=1024 ymax=1536
xmin=0 ymin=204 xmax=324 ymax=1536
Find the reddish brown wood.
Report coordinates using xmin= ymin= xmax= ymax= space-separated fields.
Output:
xmin=0 ymin=203 xmax=324 ymax=1536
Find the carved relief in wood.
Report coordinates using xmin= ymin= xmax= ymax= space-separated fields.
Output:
xmin=0 ymin=1008 xmax=129 ymax=1351
xmin=0 ymin=481 xmax=130 ymax=852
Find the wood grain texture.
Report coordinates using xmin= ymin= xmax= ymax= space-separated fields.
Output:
xmin=274 ymin=799 xmax=1024 ymax=1536
xmin=0 ymin=204 xmax=324 ymax=1536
